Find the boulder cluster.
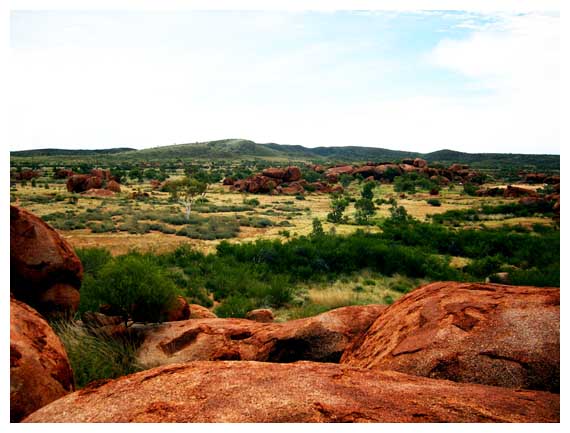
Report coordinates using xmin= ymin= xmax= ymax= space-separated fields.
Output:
xmin=11 ymin=206 xmax=560 ymax=423
xmin=476 ymin=184 xmax=560 ymax=215
xmin=227 ymin=166 xmax=340 ymax=195
xmin=65 ymin=169 xmax=121 ymax=195
xmin=224 ymin=160 xmax=487 ymax=195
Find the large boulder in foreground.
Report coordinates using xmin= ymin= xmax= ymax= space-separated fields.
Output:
xmin=341 ymin=282 xmax=560 ymax=393
xmin=137 ymin=305 xmax=386 ymax=368
xmin=10 ymin=206 xmax=83 ymax=316
xmin=23 ymin=360 xmax=559 ymax=423
xmin=11 ymin=297 xmax=75 ymax=422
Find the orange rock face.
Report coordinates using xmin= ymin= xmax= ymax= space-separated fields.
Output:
xmin=245 ymin=308 xmax=274 ymax=323
xmin=11 ymin=298 xmax=75 ymax=422
xmin=284 ymin=166 xmax=302 ymax=182
xmin=163 ymin=296 xmax=190 ymax=322
xmin=106 ymin=180 xmax=121 ymax=193
xmin=23 ymin=361 xmax=559 ymax=423
xmin=188 ymin=304 xmax=217 ymax=319
xmin=136 ymin=305 xmax=386 ymax=368
xmin=341 ymin=282 xmax=560 ymax=393
xmin=66 ymin=174 xmax=103 ymax=193
xmin=262 ymin=167 xmax=286 ymax=179
xmin=324 ymin=165 xmax=354 ymax=182
xmin=81 ymin=188 xmax=115 ymax=197
xmin=10 ymin=206 xmax=83 ymax=316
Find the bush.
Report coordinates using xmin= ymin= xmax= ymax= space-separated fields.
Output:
xmin=243 ymin=198 xmax=260 ymax=207
xmin=327 ymin=197 xmax=349 ymax=224
xmin=76 ymin=248 xmax=112 ymax=277
xmin=463 ymin=183 xmax=478 ymax=196
xmin=295 ymin=194 xmax=305 ymax=200
xmin=214 ymin=294 xmax=256 ymax=318
xmin=427 ymin=198 xmax=441 ymax=207
xmin=78 ymin=253 xmax=180 ymax=323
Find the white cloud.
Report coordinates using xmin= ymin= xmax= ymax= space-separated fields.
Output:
xmin=6 ymin=11 xmax=559 ymax=154
xmin=425 ymin=12 xmax=559 ymax=153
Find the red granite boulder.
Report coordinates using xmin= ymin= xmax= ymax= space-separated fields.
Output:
xmin=106 ymin=180 xmax=121 ymax=193
xmin=10 ymin=297 xmax=75 ymax=422
xmin=10 ymin=206 xmax=83 ymax=316
xmin=245 ymin=308 xmax=274 ymax=323
xmin=23 ymin=361 xmax=559 ymax=423
xmin=136 ymin=305 xmax=387 ymax=368
xmin=341 ymin=282 xmax=560 ymax=393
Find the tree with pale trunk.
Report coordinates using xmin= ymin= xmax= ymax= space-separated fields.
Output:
xmin=168 ymin=177 xmax=208 ymax=221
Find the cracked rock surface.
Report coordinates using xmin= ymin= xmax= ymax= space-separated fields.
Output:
xmin=136 ymin=305 xmax=387 ymax=368
xmin=341 ymin=282 xmax=560 ymax=392
xmin=23 ymin=360 xmax=559 ymax=423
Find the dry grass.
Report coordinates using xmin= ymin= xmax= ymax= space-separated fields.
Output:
xmin=274 ymin=272 xmax=427 ymax=321
xmin=12 ymin=180 xmax=546 ymax=255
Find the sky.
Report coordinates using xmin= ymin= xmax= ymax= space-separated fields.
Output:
xmin=7 ymin=4 xmax=560 ymax=154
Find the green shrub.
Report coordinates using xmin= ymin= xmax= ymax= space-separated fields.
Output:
xmin=78 ymin=253 xmax=180 ymax=323
xmin=243 ymin=198 xmax=260 ymax=207
xmin=88 ymin=221 xmax=116 ymax=233
xmin=463 ymin=183 xmax=478 ymax=196
xmin=295 ymin=194 xmax=305 ymax=201
xmin=427 ymin=198 xmax=441 ymax=207
xmin=76 ymin=248 xmax=112 ymax=277
xmin=383 ymin=295 xmax=394 ymax=305
xmin=214 ymin=294 xmax=256 ymax=318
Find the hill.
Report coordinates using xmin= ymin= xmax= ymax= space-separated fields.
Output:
xmin=11 ymin=147 xmax=136 ymax=157
xmin=10 ymin=139 xmax=559 ymax=171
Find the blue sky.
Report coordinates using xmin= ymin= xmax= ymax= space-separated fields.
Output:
xmin=8 ymin=9 xmax=560 ymax=153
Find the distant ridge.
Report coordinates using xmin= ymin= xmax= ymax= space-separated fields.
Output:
xmin=11 ymin=147 xmax=136 ymax=157
xmin=10 ymin=139 xmax=559 ymax=170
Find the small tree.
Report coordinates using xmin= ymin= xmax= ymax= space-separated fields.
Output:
xmin=354 ymin=182 xmax=376 ymax=225
xmin=339 ymin=174 xmax=353 ymax=188
xmin=327 ymin=196 xmax=349 ymax=224
xmin=169 ymin=177 xmax=208 ymax=221
xmin=311 ymin=218 xmax=325 ymax=237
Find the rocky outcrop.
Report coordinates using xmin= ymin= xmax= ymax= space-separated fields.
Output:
xmin=11 ymin=297 xmax=75 ymax=422
xmin=245 ymin=308 xmax=274 ymax=323
xmin=352 ymin=165 xmax=377 ymax=178
xmin=324 ymin=165 xmax=354 ymax=183
xmin=90 ymin=168 xmax=112 ymax=180
xmin=106 ymin=180 xmax=121 ymax=193
xmin=136 ymin=305 xmax=386 ymax=368
xmin=341 ymin=282 xmax=560 ymax=393
xmin=163 ymin=296 xmax=190 ymax=322
xmin=66 ymin=175 xmax=103 ymax=193
xmin=231 ymin=166 xmax=303 ymax=194
xmin=53 ymin=168 xmax=73 ymax=179
xmin=503 ymin=185 xmax=539 ymax=198
xmin=373 ymin=163 xmax=402 ymax=180
xmin=15 ymin=169 xmax=41 ymax=181
xmin=23 ymin=360 xmax=559 ymax=423
xmin=10 ymin=206 xmax=83 ymax=316
xmin=413 ymin=158 xmax=428 ymax=168
xmin=284 ymin=166 xmax=302 ymax=182
xmin=262 ymin=167 xmax=287 ymax=179
xmin=81 ymin=188 xmax=115 ymax=197
xmin=276 ymin=182 xmax=305 ymax=195
xmin=189 ymin=304 xmax=217 ymax=319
